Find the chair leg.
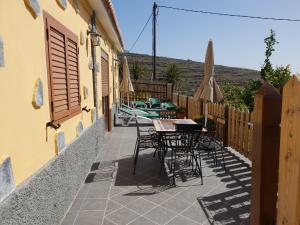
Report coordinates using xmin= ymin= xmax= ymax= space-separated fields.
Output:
xmin=153 ymin=147 xmax=158 ymax=158
xmin=221 ymin=147 xmax=227 ymax=172
xmin=132 ymin=139 xmax=138 ymax=158
xmin=133 ymin=142 xmax=140 ymax=175
xmin=172 ymin=152 xmax=177 ymax=186
xmin=214 ymin=148 xmax=218 ymax=166
xmin=159 ymin=146 xmax=167 ymax=175
xmin=196 ymin=151 xmax=203 ymax=185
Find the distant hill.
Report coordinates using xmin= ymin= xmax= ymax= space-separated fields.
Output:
xmin=125 ymin=53 xmax=260 ymax=96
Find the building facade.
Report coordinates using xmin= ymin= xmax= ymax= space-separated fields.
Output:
xmin=0 ymin=0 xmax=123 ymax=224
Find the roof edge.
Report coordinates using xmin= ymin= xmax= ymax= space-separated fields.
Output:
xmin=102 ymin=0 xmax=124 ymax=49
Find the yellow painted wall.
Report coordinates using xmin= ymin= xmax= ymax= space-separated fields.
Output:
xmin=0 ymin=0 xmax=121 ymax=185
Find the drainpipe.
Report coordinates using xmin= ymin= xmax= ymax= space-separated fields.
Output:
xmin=90 ymin=11 xmax=99 ymax=119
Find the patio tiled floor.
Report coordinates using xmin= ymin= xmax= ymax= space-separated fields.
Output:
xmin=60 ymin=125 xmax=251 ymax=225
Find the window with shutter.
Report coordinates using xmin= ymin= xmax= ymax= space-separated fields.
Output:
xmin=44 ymin=12 xmax=81 ymax=123
xmin=101 ymin=50 xmax=109 ymax=97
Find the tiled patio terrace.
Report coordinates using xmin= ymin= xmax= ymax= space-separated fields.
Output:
xmin=61 ymin=125 xmax=251 ymax=225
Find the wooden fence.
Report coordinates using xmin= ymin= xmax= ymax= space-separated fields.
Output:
xmin=125 ymin=81 xmax=173 ymax=102
xmin=172 ymin=92 xmax=254 ymax=159
xmin=276 ymin=76 xmax=300 ymax=225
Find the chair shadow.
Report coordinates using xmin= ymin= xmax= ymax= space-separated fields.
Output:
xmin=114 ymin=151 xmax=170 ymax=187
xmin=198 ymin=149 xmax=251 ymax=225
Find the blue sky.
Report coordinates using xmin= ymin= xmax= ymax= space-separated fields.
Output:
xmin=113 ymin=0 xmax=300 ymax=73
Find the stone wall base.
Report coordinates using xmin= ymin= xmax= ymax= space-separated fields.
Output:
xmin=0 ymin=118 xmax=106 ymax=225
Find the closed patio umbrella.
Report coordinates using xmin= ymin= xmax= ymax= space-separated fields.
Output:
xmin=119 ymin=56 xmax=134 ymax=106
xmin=194 ymin=40 xmax=223 ymax=127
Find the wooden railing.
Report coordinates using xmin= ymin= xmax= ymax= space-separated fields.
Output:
xmin=172 ymin=92 xmax=254 ymax=159
xmin=125 ymin=81 xmax=173 ymax=102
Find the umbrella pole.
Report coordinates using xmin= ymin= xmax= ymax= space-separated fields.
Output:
xmin=204 ymin=102 xmax=208 ymax=128
xmin=127 ymin=92 xmax=129 ymax=106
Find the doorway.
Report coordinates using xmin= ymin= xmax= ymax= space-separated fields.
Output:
xmin=101 ymin=50 xmax=111 ymax=131
xmin=102 ymin=96 xmax=111 ymax=131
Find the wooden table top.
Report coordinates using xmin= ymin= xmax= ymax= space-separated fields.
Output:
xmin=153 ymin=119 xmax=197 ymax=132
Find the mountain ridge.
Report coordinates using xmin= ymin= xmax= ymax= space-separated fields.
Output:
xmin=125 ymin=53 xmax=260 ymax=96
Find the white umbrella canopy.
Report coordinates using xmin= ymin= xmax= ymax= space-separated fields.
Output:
xmin=119 ymin=56 xmax=134 ymax=105
xmin=194 ymin=40 xmax=223 ymax=127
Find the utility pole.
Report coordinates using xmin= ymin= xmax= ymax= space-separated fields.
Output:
xmin=152 ymin=2 xmax=157 ymax=80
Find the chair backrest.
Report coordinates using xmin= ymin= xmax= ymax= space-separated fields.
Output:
xmin=160 ymin=125 xmax=201 ymax=153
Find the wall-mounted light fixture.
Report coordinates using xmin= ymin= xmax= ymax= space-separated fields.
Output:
xmin=87 ymin=30 xmax=101 ymax=46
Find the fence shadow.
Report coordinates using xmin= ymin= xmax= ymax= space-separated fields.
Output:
xmin=198 ymin=149 xmax=251 ymax=225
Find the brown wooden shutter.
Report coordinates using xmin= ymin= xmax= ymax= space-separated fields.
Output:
xmin=101 ymin=50 xmax=109 ymax=97
xmin=44 ymin=12 xmax=81 ymax=123
xmin=67 ymin=38 xmax=81 ymax=114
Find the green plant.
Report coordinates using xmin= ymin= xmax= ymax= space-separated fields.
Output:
xmin=131 ymin=61 xmax=146 ymax=80
xmin=164 ymin=64 xmax=181 ymax=84
xmin=194 ymin=116 xmax=216 ymax=131
xmin=221 ymin=30 xmax=292 ymax=112
xmin=261 ymin=29 xmax=291 ymax=87
xmin=240 ymin=80 xmax=262 ymax=111
xmin=221 ymin=82 xmax=245 ymax=109
xmin=265 ymin=65 xmax=291 ymax=88
xmin=261 ymin=29 xmax=277 ymax=81
xmin=175 ymin=106 xmax=186 ymax=113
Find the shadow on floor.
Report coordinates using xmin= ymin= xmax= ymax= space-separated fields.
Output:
xmin=198 ymin=149 xmax=251 ymax=225
xmin=114 ymin=151 xmax=170 ymax=187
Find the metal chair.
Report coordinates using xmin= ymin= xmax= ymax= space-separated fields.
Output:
xmin=162 ymin=124 xmax=203 ymax=185
xmin=199 ymin=129 xmax=227 ymax=172
xmin=132 ymin=118 xmax=159 ymax=175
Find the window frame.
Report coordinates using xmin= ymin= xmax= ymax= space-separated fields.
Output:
xmin=43 ymin=11 xmax=81 ymax=124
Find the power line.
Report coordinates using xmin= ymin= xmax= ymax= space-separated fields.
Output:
xmin=158 ymin=5 xmax=300 ymax=22
xmin=129 ymin=12 xmax=153 ymax=52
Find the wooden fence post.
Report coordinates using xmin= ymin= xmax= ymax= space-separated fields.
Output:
xmin=167 ymin=83 xmax=173 ymax=101
xmin=186 ymin=96 xmax=189 ymax=118
xmin=277 ymin=76 xmax=300 ymax=225
xmin=250 ymin=82 xmax=281 ymax=225
xmin=223 ymin=105 xmax=229 ymax=147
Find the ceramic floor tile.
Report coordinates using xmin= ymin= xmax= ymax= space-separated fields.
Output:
xmin=126 ymin=198 xmax=157 ymax=215
xmin=80 ymin=198 xmax=107 ymax=211
xmin=74 ymin=210 xmax=104 ymax=225
xmin=162 ymin=197 xmax=192 ymax=214
xmin=144 ymin=206 xmax=176 ymax=225
xmin=166 ymin=215 xmax=201 ymax=225
xmin=128 ymin=216 xmax=158 ymax=225
xmin=105 ymin=207 xmax=139 ymax=225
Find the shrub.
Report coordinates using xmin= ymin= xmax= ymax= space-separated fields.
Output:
xmin=175 ymin=106 xmax=186 ymax=113
xmin=131 ymin=61 xmax=146 ymax=80
xmin=164 ymin=64 xmax=181 ymax=84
